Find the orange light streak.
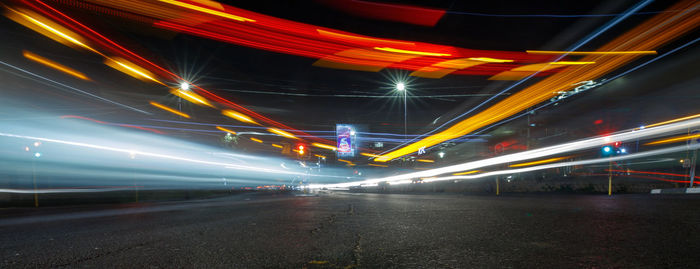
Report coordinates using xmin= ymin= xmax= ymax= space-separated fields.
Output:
xmin=5 ymin=7 xmax=98 ymax=53
xmin=361 ymin=152 xmax=381 ymax=158
xmin=645 ymin=133 xmax=700 ymax=146
xmin=452 ymin=170 xmax=480 ymax=176
xmin=105 ymin=57 xmax=164 ymax=85
xmin=22 ymin=50 xmax=90 ymax=80
xmin=527 ymin=50 xmax=657 ymax=55
xmin=157 ymin=0 xmax=255 ymax=22
xmin=171 ymin=88 xmax=214 ymax=107
xmin=374 ymin=47 xmax=451 ymax=57
xmin=250 ymin=137 xmax=263 ymax=143
xmin=221 ymin=109 xmax=258 ymax=124
xmin=149 ymin=101 xmax=190 ymax=118
xmin=312 ymin=143 xmax=337 ymax=151
xmin=317 ymin=29 xmax=415 ymax=46
xmin=267 ymin=128 xmax=299 ymax=140
xmin=509 ymin=156 xmax=571 ymax=168
xmin=215 ymin=126 xmax=236 ymax=134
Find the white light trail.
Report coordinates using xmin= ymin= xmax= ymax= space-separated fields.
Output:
xmin=311 ymin=117 xmax=700 ymax=189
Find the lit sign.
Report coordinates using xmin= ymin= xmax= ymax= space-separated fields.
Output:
xmin=336 ymin=124 xmax=356 ymax=157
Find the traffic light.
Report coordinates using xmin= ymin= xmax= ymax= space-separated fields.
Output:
xmin=602 ymin=142 xmax=627 ymax=156
xmin=297 ymin=145 xmax=305 ymax=155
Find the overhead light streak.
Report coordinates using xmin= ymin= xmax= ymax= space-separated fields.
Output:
xmin=314 ymin=154 xmax=326 ymax=159
xmin=15 ymin=0 xmax=335 ymax=148
xmin=149 ymin=101 xmax=190 ymax=118
xmin=373 ymin=47 xmax=451 ymax=57
xmin=22 ymin=51 xmax=90 ymax=80
xmin=272 ymin=144 xmax=284 ymax=149
xmin=361 ymin=152 xmax=381 ymax=158
xmin=157 ymin=0 xmax=255 ymax=22
xmin=215 ymin=126 xmax=236 ymax=134
xmin=250 ymin=137 xmax=263 ymax=143
xmin=527 ymin=50 xmax=657 ymax=55
xmin=221 ymin=109 xmax=258 ymax=125
xmin=508 ymin=156 xmax=571 ymax=167
xmin=312 ymin=143 xmax=337 ymax=151
xmin=171 ymin=88 xmax=214 ymax=108
xmin=267 ymin=128 xmax=299 ymax=140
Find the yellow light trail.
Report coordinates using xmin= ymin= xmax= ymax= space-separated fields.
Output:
xmin=157 ymin=0 xmax=255 ymax=22
xmin=643 ymin=113 xmax=700 ymax=129
xmin=106 ymin=58 xmax=164 ymax=85
xmin=317 ymin=29 xmax=415 ymax=46
xmin=508 ymin=156 xmax=571 ymax=168
xmin=468 ymin=57 xmax=514 ymax=63
xmin=222 ymin=109 xmax=258 ymax=124
xmin=215 ymin=126 xmax=236 ymax=134
xmin=312 ymin=143 xmax=337 ymax=151
xmin=645 ymin=133 xmax=700 ymax=146
xmin=373 ymin=47 xmax=451 ymax=57
xmin=374 ymin=0 xmax=699 ymax=162
xmin=272 ymin=144 xmax=284 ymax=149
xmin=149 ymin=101 xmax=190 ymax=118
xmin=361 ymin=152 xmax=381 ymax=158
xmin=549 ymin=61 xmax=596 ymax=65
xmin=6 ymin=8 xmax=98 ymax=53
xmin=338 ymin=159 xmax=353 ymax=164
xmin=416 ymin=159 xmax=434 ymax=163
xmin=313 ymin=154 xmax=327 ymax=159
xmin=527 ymin=50 xmax=657 ymax=55
xmin=452 ymin=170 xmax=480 ymax=176
xmin=23 ymin=51 xmax=90 ymax=80
xmin=250 ymin=137 xmax=263 ymax=143
xmin=267 ymin=128 xmax=298 ymax=139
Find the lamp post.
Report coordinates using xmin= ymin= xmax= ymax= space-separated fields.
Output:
xmin=396 ymin=82 xmax=406 ymax=145
xmin=178 ymin=82 xmax=189 ymax=111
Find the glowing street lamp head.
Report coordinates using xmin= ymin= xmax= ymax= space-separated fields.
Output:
xmin=180 ymin=82 xmax=190 ymax=91
xmin=396 ymin=82 xmax=405 ymax=91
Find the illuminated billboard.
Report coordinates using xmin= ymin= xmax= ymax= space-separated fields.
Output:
xmin=336 ymin=124 xmax=356 ymax=157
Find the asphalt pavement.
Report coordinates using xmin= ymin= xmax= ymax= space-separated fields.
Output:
xmin=2 ymin=192 xmax=700 ymax=268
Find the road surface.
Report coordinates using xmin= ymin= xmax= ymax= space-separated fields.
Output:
xmin=2 ymin=192 xmax=700 ymax=268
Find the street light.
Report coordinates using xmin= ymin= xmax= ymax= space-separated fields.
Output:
xmin=180 ymin=82 xmax=190 ymax=91
xmin=396 ymin=82 xmax=405 ymax=91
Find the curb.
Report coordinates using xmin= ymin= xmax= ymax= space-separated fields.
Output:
xmin=650 ymin=188 xmax=700 ymax=194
